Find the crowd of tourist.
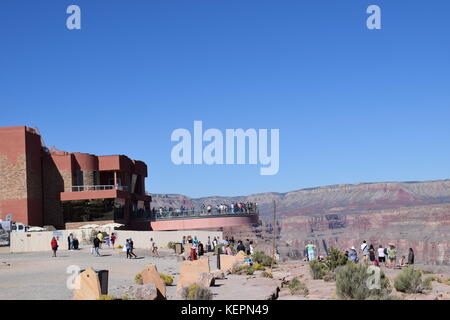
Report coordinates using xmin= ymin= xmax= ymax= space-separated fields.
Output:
xmin=304 ymin=240 xmax=415 ymax=269
xmin=180 ymin=235 xmax=256 ymax=263
xmin=201 ymin=202 xmax=258 ymax=214
xmin=154 ymin=202 xmax=258 ymax=218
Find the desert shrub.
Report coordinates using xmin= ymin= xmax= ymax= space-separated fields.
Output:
xmin=288 ymin=278 xmax=309 ymax=296
xmin=252 ymin=250 xmax=266 ymax=263
xmin=98 ymin=295 xmax=116 ymax=300
xmin=252 ymin=250 xmax=276 ymax=267
xmin=231 ymin=265 xmax=255 ymax=275
xmin=160 ymin=273 xmax=174 ymax=286
xmin=425 ymin=276 xmax=448 ymax=285
xmin=394 ymin=266 xmax=431 ymax=294
xmin=182 ymin=284 xmax=213 ymax=300
xmin=422 ymin=277 xmax=434 ymax=290
xmin=310 ymin=260 xmax=328 ymax=280
xmin=260 ymin=271 xmax=273 ymax=278
xmin=134 ymin=273 xmax=143 ymax=285
xmin=419 ymin=269 xmax=434 ymax=275
xmin=167 ymin=241 xmax=176 ymax=250
xmin=253 ymin=263 xmax=265 ymax=271
xmin=336 ymin=263 xmax=391 ymax=300
xmin=324 ymin=247 xmax=349 ymax=271
xmin=323 ymin=271 xmax=336 ymax=282
xmin=261 ymin=255 xmax=276 ymax=267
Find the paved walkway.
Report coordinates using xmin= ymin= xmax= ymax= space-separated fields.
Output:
xmin=0 ymin=247 xmax=179 ymax=300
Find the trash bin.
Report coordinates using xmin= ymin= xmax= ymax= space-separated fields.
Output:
xmin=97 ymin=270 xmax=109 ymax=295
xmin=175 ymin=243 xmax=183 ymax=254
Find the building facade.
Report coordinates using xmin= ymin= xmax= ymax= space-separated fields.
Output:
xmin=0 ymin=126 xmax=151 ymax=229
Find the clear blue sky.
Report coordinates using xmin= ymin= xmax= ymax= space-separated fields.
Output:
xmin=1 ymin=1 xmax=449 ymax=198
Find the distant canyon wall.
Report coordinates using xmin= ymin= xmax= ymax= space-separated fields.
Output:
xmin=150 ymin=179 xmax=450 ymax=264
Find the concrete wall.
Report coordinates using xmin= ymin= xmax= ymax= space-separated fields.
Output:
xmin=150 ymin=215 xmax=260 ymax=231
xmin=10 ymin=229 xmax=223 ymax=253
xmin=110 ymin=230 xmax=223 ymax=249
xmin=11 ymin=230 xmax=70 ymax=252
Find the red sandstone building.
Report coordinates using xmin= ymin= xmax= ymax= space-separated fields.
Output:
xmin=0 ymin=126 xmax=151 ymax=229
xmin=0 ymin=126 xmax=259 ymax=231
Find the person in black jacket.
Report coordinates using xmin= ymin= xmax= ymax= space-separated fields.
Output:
xmin=236 ymin=240 xmax=246 ymax=253
xmin=93 ymin=237 xmax=101 ymax=256
xmin=129 ymin=238 xmax=138 ymax=258
xmin=408 ymin=248 xmax=415 ymax=265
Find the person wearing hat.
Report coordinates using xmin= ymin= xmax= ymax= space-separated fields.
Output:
xmin=387 ymin=244 xmax=397 ymax=268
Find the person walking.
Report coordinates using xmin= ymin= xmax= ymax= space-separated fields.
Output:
xmin=408 ymin=248 xmax=415 ymax=265
xmin=93 ymin=236 xmax=101 ymax=256
xmin=110 ymin=233 xmax=116 ymax=249
xmin=151 ymin=238 xmax=159 ymax=256
xmin=126 ymin=239 xmax=132 ymax=259
xmin=97 ymin=231 xmax=104 ymax=249
xmin=129 ymin=238 xmax=137 ymax=258
xmin=51 ymin=237 xmax=58 ymax=257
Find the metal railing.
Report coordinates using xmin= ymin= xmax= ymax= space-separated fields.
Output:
xmin=69 ymin=185 xmax=129 ymax=192
xmin=131 ymin=208 xmax=259 ymax=221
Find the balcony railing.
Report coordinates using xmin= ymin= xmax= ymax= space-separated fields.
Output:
xmin=131 ymin=208 xmax=259 ymax=221
xmin=69 ymin=185 xmax=129 ymax=192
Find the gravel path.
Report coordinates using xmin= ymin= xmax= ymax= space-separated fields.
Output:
xmin=0 ymin=247 xmax=181 ymax=300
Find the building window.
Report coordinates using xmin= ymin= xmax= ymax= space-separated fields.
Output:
xmin=93 ymin=171 xmax=98 ymax=186
xmin=76 ymin=170 xmax=84 ymax=186
xmin=62 ymin=198 xmax=125 ymax=222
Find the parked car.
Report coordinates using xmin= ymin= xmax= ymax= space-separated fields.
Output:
xmin=11 ymin=222 xmax=28 ymax=232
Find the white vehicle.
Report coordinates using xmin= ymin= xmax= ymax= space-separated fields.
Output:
xmin=11 ymin=222 xmax=28 ymax=232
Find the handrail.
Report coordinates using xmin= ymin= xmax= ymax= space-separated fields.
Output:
xmin=69 ymin=185 xmax=129 ymax=192
xmin=131 ymin=209 xmax=259 ymax=221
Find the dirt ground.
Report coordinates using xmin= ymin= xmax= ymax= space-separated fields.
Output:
xmin=275 ymin=261 xmax=450 ymax=300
